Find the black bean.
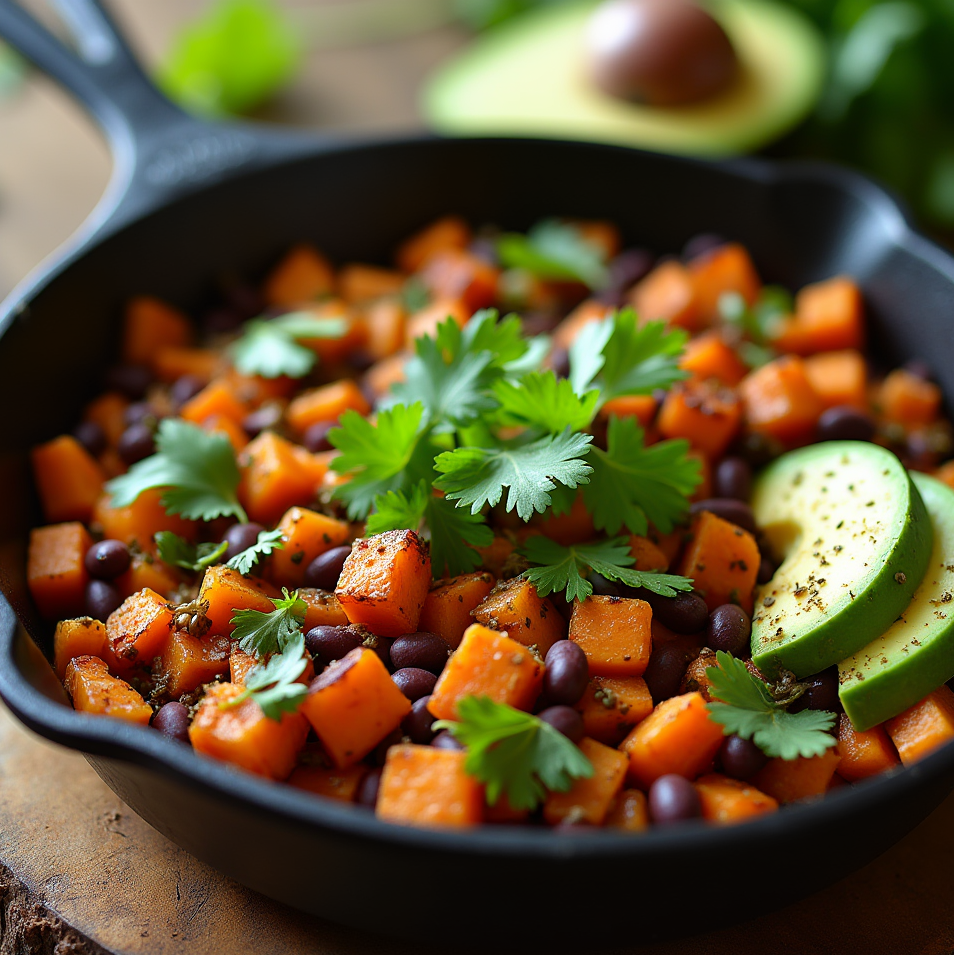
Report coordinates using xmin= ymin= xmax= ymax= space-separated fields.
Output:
xmin=372 ymin=728 xmax=403 ymax=766
xmin=520 ymin=311 xmax=561 ymax=338
xmin=816 ymin=405 xmax=876 ymax=443
xmin=242 ymin=404 xmax=282 ymax=438
xmin=152 ymin=701 xmax=191 ymax=743
xmin=403 ymin=695 xmax=438 ymax=744
xmin=648 ymin=589 xmax=709 ymax=635
xmin=117 ymin=423 xmax=156 ymax=465
xmin=84 ymin=539 xmax=131 ymax=580
xmin=305 ymin=625 xmax=362 ymax=667
xmin=543 ymin=640 xmax=589 ymax=706
xmin=718 ymin=734 xmax=768 ymax=780
xmin=683 ymin=233 xmax=726 ymax=261
xmin=356 ymin=767 xmax=382 ymax=808
xmin=169 ymin=375 xmax=205 ymax=409
xmin=123 ymin=401 xmax=156 ymax=427
xmin=789 ymin=666 xmax=842 ymax=714
xmin=648 ymin=774 xmax=702 ymax=825
xmin=537 ymin=705 xmax=584 ymax=742
xmin=105 ymin=364 xmax=152 ymax=400
xmin=734 ymin=430 xmax=783 ymax=468
xmin=643 ymin=640 xmax=697 ymax=704
xmin=712 ymin=456 xmax=752 ymax=502
xmin=85 ymin=579 xmax=123 ymax=620
xmin=303 ymin=545 xmax=352 ymax=591
xmin=590 ymin=572 xmax=621 ymax=597
xmin=431 ymin=730 xmax=464 ymax=751
xmin=392 ymin=667 xmax=438 ymax=701
xmin=221 ymin=521 xmax=265 ymax=561
xmin=690 ymin=498 xmax=757 ymax=535
xmin=604 ymin=247 xmax=654 ymax=297
xmin=366 ymin=634 xmax=394 ymax=671
xmin=72 ymin=420 xmax=106 ymax=457
xmin=302 ymin=421 xmax=335 ymax=453
xmin=202 ymin=306 xmax=245 ymax=335
xmin=706 ymin=604 xmax=751 ymax=657
xmin=390 ymin=632 xmax=451 ymax=675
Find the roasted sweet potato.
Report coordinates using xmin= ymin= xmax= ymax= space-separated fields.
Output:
xmin=574 ymin=675 xmax=654 ymax=745
xmin=198 ymin=565 xmax=279 ymax=639
xmin=267 ymin=507 xmax=351 ymax=589
xmin=284 ymin=379 xmax=370 ymax=435
xmin=27 ymin=522 xmax=92 ymax=621
xmin=569 ymin=595 xmax=652 ymax=679
xmin=157 ymin=630 xmax=231 ymax=698
xmin=543 ymin=737 xmax=628 ymax=826
xmin=93 ymin=488 xmax=197 ymax=552
xmin=417 ymin=572 xmax=495 ymax=649
xmin=884 ymin=686 xmax=954 ymax=766
xmin=54 ymin=617 xmax=106 ymax=680
xmin=694 ymin=773 xmax=779 ymax=823
xmin=471 ymin=576 xmax=565 ymax=654
xmin=750 ymin=749 xmax=842 ymax=804
xmin=65 ymin=655 xmax=152 ymax=725
xmin=105 ymin=588 xmax=176 ymax=676
xmin=836 ymin=713 xmax=901 ymax=781
xmin=122 ymin=295 xmax=193 ymax=368
xmin=263 ymin=243 xmax=335 ymax=306
xmin=31 ymin=435 xmax=106 ymax=524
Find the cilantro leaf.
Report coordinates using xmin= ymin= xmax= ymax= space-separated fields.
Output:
xmin=433 ymin=696 xmax=594 ymax=811
xmin=706 ymin=652 xmax=838 ymax=760
xmin=496 ymin=220 xmax=610 ymax=291
xmin=328 ymin=403 xmax=430 ymax=519
xmin=493 ymin=371 xmax=599 ymax=433
xmin=106 ymin=418 xmax=246 ymax=522
xmin=221 ymin=631 xmax=309 ymax=721
xmin=230 ymin=311 xmax=347 ymax=379
xmin=434 ymin=430 xmax=593 ymax=522
xmin=225 ymin=528 xmax=285 ymax=575
xmin=441 ymin=310 xmax=530 ymax=371
xmin=519 ymin=535 xmax=693 ymax=603
xmin=570 ymin=311 xmax=688 ymax=403
xmin=583 ymin=416 xmax=701 ymax=536
xmin=366 ymin=481 xmax=494 ymax=577
xmin=230 ymin=588 xmax=306 ymax=659
xmin=154 ymin=531 xmax=228 ymax=572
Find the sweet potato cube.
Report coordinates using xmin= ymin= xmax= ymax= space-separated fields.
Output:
xmin=288 ymin=762 xmax=368 ymax=802
xmin=299 ymin=588 xmax=351 ymax=630
xmin=750 ymin=749 xmax=842 ymax=803
xmin=179 ymin=378 xmax=250 ymax=427
xmin=122 ymin=295 xmax=193 ymax=368
xmin=884 ymin=686 xmax=954 ymax=766
xmin=471 ymin=576 xmax=565 ymax=654
xmin=879 ymin=368 xmax=942 ymax=428
xmin=54 ymin=618 xmax=107 ymax=680
xmin=543 ymin=737 xmax=628 ymax=826
xmin=27 ymin=522 xmax=92 ymax=621
xmin=605 ymin=788 xmax=650 ymax=832
xmin=335 ymin=529 xmax=431 ymax=638
xmin=836 ymin=713 xmax=900 ymax=781
xmin=419 ymin=249 xmax=499 ymax=313
xmin=82 ymin=391 xmax=129 ymax=446
xmin=93 ymin=488 xmax=197 ymax=552
xmin=427 ymin=623 xmax=544 ymax=721
xmin=267 ymin=507 xmax=351 ymax=589
xmin=803 ymin=349 xmax=868 ymax=410
xmin=628 ymin=535 xmax=670 ymax=571
xmin=574 ymin=675 xmax=654 ymax=745
xmin=418 ymin=572 xmax=495 ymax=649
xmin=771 ymin=275 xmax=864 ymax=355
xmin=115 ymin=552 xmax=181 ymax=601
xmin=300 ymin=647 xmax=412 ymax=768
xmin=230 ymin=644 xmax=258 ymax=685
xmin=396 ymin=215 xmax=472 ymax=273
xmin=622 ymin=692 xmax=725 ymax=788
xmin=739 ymin=355 xmax=824 ymax=446
xmin=657 ymin=381 xmax=742 ymax=460
xmin=377 ymin=744 xmax=483 ymax=828
xmin=569 ymin=595 xmax=652 ymax=678
xmin=688 ymin=242 xmax=761 ymax=325
xmin=158 ymin=630 xmax=231 ymax=697
xmin=679 ymin=331 xmax=748 ymax=387
xmin=360 ymin=297 xmax=407 ymax=361
xmin=284 ymin=379 xmax=370 ymax=435
xmin=152 ymin=346 xmax=221 ymax=384
xmin=189 ymin=682 xmax=309 ymax=780
xmin=105 ymin=588 xmax=176 ymax=676
xmin=338 ymin=263 xmax=406 ymax=304
xmin=676 ymin=511 xmax=759 ymax=614
xmin=530 ymin=493 xmax=595 ymax=547
xmin=599 ymin=394 xmax=658 ymax=427
xmin=629 ymin=260 xmax=700 ymax=330
xmin=694 ymin=773 xmax=779 ymax=823
xmin=31 ymin=435 xmax=106 ymax=524
xmin=198 ymin=565 xmax=278 ymax=639
xmin=263 ymin=243 xmax=335 ymax=306
xmin=65 ymin=655 xmax=153 ymax=725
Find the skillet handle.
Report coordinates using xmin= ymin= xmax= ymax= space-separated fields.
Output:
xmin=0 ymin=0 xmax=321 ymax=234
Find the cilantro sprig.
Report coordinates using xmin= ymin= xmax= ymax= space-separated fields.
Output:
xmin=106 ymin=418 xmax=247 ymax=522
xmin=705 ymin=652 xmax=838 ymax=760
xmin=226 ymin=528 xmax=285 ymax=574
xmin=231 ymin=588 xmax=307 ymax=658
xmin=222 ymin=630 xmax=309 ymax=720
xmin=154 ymin=532 xmax=228 ymax=572
xmin=519 ymin=535 xmax=693 ymax=603
xmin=496 ymin=220 xmax=610 ymax=291
xmin=230 ymin=310 xmax=348 ymax=379
xmin=433 ymin=696 xmax=594 ymax=811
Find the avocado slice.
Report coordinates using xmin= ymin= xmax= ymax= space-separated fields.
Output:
xmin=838 ymin=472 xmax=954 ymax=731
xmin=423 ymin=0 xmax=825 ymax=157
xmin=750 ymin=442 xmax=932 ymax=679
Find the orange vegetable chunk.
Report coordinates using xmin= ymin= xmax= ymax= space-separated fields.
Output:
xmin=31 ymin=435 xmax=106 ymax=524
xmin=676 ymin=510 xmax=759 ymax=614
xmin=82 ymin=391 xmax=129 ymax=446
xmin=65 ymin=655 xmax=153 ymax=725
xmin=884 ymin=686 xmax=954 ymax=766
xmin=335 ymin=529 xmax=431 ymax=638
xmin=115 ymin=552 xmax=181 ymax=601
xmin=152 ymin=346 xmax=221 ymax=384
xmin=878 ymin=368 xmax=942 ymax=427
xmin=628 ymin=535 xmax=669 ymax=571
xmin=284 ymin=379 xmax=370 ymax=435
xmin=694 ymin=773 xmax=778 ymax=823
xmin=419 ymin=249 xmax=498 ymax=313
xmin=543 ymin=737 xmax=628 ymax=826
xmin=338 ymin=263 xmax=406 ymax=304
xmin=688 ymin=242 xmax=761 ymax=325
xmin=189 ymin=682 xmax=309 ymax=780
xmin=93 ymin=488 xmax=197 ymax=552
xmin=377 ymin=744 xmax=483 ymax=828
xmin=657 ymin=381 xmax=742 ymax=460
xmin=470 ymin=576 xmax=565 ymax=654
xmin=54 ymin=617 xmax=106 ymax=680
xmin=360 ymin=298 xmax=407 ymax=361
xmin=750 ymin=749 xmax=842 ymax=804
xmin=605 ymin=788 xmax=650 ymax=832
xmin=739 ymin=355 xmax=824 ymax=446
xmin=299 ymin=588 xmax=351 ymax=631
xmin=629 ymin=260 xmax=700 ymax=330
xmin=836 ymin=713 xmax=901 ymax=781
xmin=300 ymin=647 xmax=412 ymax=768
xmin=679 ymin=330 xmax=748 ymax=386
xmin=771 ymin=276 xmax=864 ymax=355
xmin=238 ymin=431 xmax=327 ymax=525
xmin=229 ymin=644 xmax=259 ymax=686
xmin=569 ymin=595 xmax=652 ymax=678
xmin=622 ymin=691 xmax=725 ymax=788
xmin=157 ymin=630 xmax=231 ymax=697
xmin=551 ymin=299 xmax=613 ymax=350
xmin=803 ymin=349 xmax=868 ymax=410
xmin=105 ymin=587 xmax=176 ymax=676
xmin=27 ymin=522 xmax=92 ymax=621
xmin=574 ymin=675 xmax=654 ymax=745
xmin=288 ymin=762 xmax=367 ymax=802
xmin=263 ymin=243 xmax=335 ymax=306
xmin=418 ymin=572 xmax=495 ymax=649
xmin=179 ymin=378 xmax=250 ymax=428
xmin=267 ymin=507 xmax=351 ymax=589
xmin=198 ymin=565 xmax=278 ymax=639
xmin=122 ymin=295 xmax=193 ymax=369
xmin=599 ymin=394 xmax=657 ymax=427
xmin=427 ymin=623 xmax=544 ymax=721
xmin=396 ymin=215 xmax=472 ymax=273
xmin=529 ymin=493 xmax=595 ymax=547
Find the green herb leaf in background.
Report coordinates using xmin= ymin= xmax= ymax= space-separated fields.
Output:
xmin=230 ymin=311 xmax=347 ymax=379
xmin=496 ymin=219 xmax=610 ymax=290
xmin=154 ymin=532 xmax=228 ymax=572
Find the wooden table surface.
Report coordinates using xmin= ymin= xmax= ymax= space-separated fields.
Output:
xmin=2 ymin=3 xmax=954 ymax=953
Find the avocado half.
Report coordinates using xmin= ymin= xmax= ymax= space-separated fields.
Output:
xmin=424 ymin=0 xmax=825 ymax=156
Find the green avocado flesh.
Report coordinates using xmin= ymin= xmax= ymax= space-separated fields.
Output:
xmin=838 ymin=472 xmax=954 ymax=732
xmin=750 ymin=442 xmax=932 ymax=680
xmin=423 ymin=0 xmax=825 ymax=156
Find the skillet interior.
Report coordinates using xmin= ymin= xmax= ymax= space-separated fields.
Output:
xmin=3 ymin=135 xmax=954 ymax=947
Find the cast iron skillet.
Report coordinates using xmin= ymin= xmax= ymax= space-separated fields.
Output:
xmin=3 ymin=0 xmax=954 ymax=947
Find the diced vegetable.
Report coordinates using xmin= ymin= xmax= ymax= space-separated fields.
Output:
xmin=65 ymin=655 xmax=153 ymax=725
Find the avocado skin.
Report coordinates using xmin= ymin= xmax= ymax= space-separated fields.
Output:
xmin=750 ymin=442 xmax=932 ymax=680
xmin=838 ymin=473 xmax=954 ymax=731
